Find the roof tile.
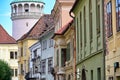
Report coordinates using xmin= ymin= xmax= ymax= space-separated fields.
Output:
xmin=18 ymin=14 xmax=54 ymax=41
xmin=0 ymin=24 xmax=16 ymax=44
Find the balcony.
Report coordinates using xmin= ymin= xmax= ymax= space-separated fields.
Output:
xmin=11 ymin=12 xmax=41 ymax=20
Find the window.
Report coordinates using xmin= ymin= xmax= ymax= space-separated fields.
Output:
xmin=11 ymin=69 xmax=18 ymax=77
xmin=116 ymin=0 xmax=120 ymax=31
xmin=15 ymin=69 xmax=18 ymax=77
xmin=10 ymin=51 xmax=14 ymax=59
xmin=21 ymin=47 xmax=23 ymax=57
xmin=49 ymin=39 xmax=53 ymax=47
xmin=61 ymin=49 xmax=66 ymax=67
xmin=48 ymin=57 xmax=53 ymax=72
xmin=68 ymin=74 xmax=71 ymax=80
xmin=24 ymin=60 xmax=26 ymax=73
xmin=109 ymin=77 xmax=113 ymax=80
xmin=97 ymin=68 xmax=101 ymax=80
xmin=42 ymin=40 xmax=47 ymax=50
xmin=33 ymin=64 xmax=35 ymax=74
xmin=80 ymin=12 xmax=82 ymax=48
xmin=61 ymin=43 xmax=71 ymax=67
xmin=35 ymin=66 xmax=38 ymax=73
xmin=34 ymin=50 xmax=37 ymax=58
xmin=91 ymin=70 xmax=93 ymax=80
xmin=84 ymin=6 xmax=86 ymax=45
xmin=89 ymin=0 xmax=93 ymax=41
xmin=76 ymin=17 xmax=80 ymax=60
xmin=11 ymin=69 xmax=14 ymax=76
xmin=107 ymin=1 xmax=112 ymax=37
xmin=15 ymin=52 xmax=17 ymax=59
xmin=41 ymin=60 xmax=46 ymax=74
xmin=66 ymin=43 xmax=70 ymax=61
xmin=10 ymin=51 xmax=17 ymax=59
xmin=21 ymin=64 xmax=23 ymax=75
xmin=97 ymin=0 xmax=101 ymax=34
xmin=57 ymin=50 xmax=59 ymax=66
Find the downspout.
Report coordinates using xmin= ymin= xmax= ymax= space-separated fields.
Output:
xmin=39 ymin=38 xmax=42 ymax=80
xmin=102 ymin=0 xmax=106 ymax=80
xmin=69 ymin=11 xmax=76 ymax=80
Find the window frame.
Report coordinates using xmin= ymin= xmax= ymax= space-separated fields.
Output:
xmin=42 ymin=40 xmax=47 ymax=50
xmin=48 ymin=57 xmax=53 ymax=73
xmin=15 ymin=51 xmax=17 ymax=59
xmin=106 ymin=1 xmax=113 ymax=37
xmin=15 ymin=69 xmax=18 ymax=77
xmin=10 ymin=51 xmax=14 ymax=59
xmin=89 ymin=0 xmax=93 ymax=42
xmin=116 ymin=0 xmax=120 ymax=32
xmin=96 ymin=0 xmax=101 ymax=35
xmin=41 ymin=59 xmax=46 ymax=74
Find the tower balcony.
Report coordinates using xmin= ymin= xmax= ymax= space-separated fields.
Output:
xmin=11 ymin=12 xmax=42 ymax=20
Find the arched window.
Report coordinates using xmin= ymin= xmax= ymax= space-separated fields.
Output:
xmin=18 ymin=4 xmax=22 ymax=13
xmin=82 ymin=68 xmax=86 ymax=80
xmin=14 ymin=5 xmax=17 ymax=13
xmin=31 ymin=4 xmax=35 ymax=12
xmin=37 ymin=4 xmax=40 ymax=12
xmin=24 ymin=4 xmax=29 ymax=12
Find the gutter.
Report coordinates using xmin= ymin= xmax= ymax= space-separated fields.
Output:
xmin=69 ymin=10 xmax=76 ymax=80
xmin=102 ymin=0 xmax=106 ymax=80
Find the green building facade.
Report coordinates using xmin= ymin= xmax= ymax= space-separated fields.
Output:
xmin=70 ymin=0 xmax=105 ymax=80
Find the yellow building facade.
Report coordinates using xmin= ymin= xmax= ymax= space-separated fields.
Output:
xmin=18 ymin=39 xmax=38 ymax=80
xmin=105 ymin=0 xmax=120 ymax=80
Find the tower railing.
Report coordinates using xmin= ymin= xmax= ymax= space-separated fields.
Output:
xmin=11 ymin=12 xmax=42 ymax=20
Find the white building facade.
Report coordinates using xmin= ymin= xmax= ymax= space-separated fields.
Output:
xmin=29 ymin=41 xmax=41 ymax=80
xmin=40 ymin=33 xmax=54 ymax=80
xmin=10 ymin=0 xmax=45 ymax=40
xmin=0 ymin=25 xmax=18 ymax=80
xmin=29 ymin=28 xmax=55 ymax=80
xmin=0 ymin=44 xmax=18 ymax=80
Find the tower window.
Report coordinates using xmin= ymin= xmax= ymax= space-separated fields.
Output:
xmin=25 ymin=9 xmax=29 ymax=12
xmin=26 ymin=22 xmax=28 ymax=27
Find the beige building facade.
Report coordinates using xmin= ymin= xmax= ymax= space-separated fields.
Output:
xmin=105 ymin=0 xmax=120 ymax=80
xmin=52 ymin=0 xmax=75 ymax=80
xmin=18 ymin=39 xmax=38 ymax=80
xmin=0 ymin=25 xmax=18 ymax=80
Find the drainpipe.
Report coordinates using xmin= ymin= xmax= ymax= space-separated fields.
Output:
xmin=102 ymin=0 xmax=106 ymax=80
xmin=69 ymin=11 xmax=76 ymax=80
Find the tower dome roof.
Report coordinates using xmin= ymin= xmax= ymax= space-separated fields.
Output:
xmin=11 ymin=0 xmax=44 ymax=4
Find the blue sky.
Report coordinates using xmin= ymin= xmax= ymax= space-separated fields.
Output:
xmin=0 ymin=0 xmax=55 ymax=35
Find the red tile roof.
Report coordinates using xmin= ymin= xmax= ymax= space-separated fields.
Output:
xmin=52 ymin=19 xmax=73 ymax=38
xmin=55 ymin=19 xmax=73 ymax=34
xmin=0 ymin=24 xmax=16 ymax=44
xmin=18 ymin=14 xmax=54 ymax=41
